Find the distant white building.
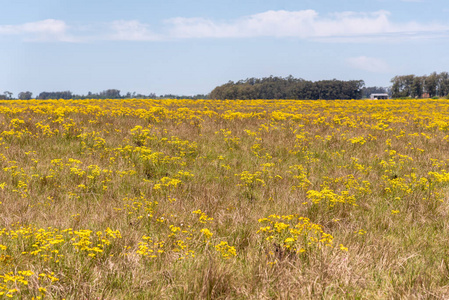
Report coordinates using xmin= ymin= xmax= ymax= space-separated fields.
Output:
xmin=370 ymin=93 xmax=389 ymax=100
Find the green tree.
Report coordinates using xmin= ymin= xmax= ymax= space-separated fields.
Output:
xmin=424 ymin=72 xmax=438 ymax=98
xmin=410 ymin=76 xmax=424 ymax=98
xmin=99 ymin=89 xmax=121 ymax=99
xmin=391 ymin=75 xmax=414 ymax=98
xmin=210 ymin=76 xmax=364 ymax=100
xmin=437 ymin=72 xmax=449 ymax=97
xmin=18 ymin=91 xmax=33 ymax=100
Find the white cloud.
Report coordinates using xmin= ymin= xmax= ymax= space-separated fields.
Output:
xmin=165 ymin=10 xmax=448 ymax=41
xmin=1 ymin=10 xmax=448 ymax=43
xmin=108 ymin=20 xmax=159 ymax=41
xmin=347 ymin=56 xmax=391 ymax=73
xmin=166 ymin=10 xmax=319 ymax=38
xmin=0 ymin=19 xmax=76 ymax=42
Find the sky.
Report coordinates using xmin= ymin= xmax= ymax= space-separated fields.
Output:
xmin=1 ymin=0 xmax=449 ymax=97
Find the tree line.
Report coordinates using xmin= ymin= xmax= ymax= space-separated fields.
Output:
xmin=2 ymin=72 xmax=449 ymax=100
xmin=209 ymin=76 xmax=365 ymax=100
xmin=390 ymin=72 xmax=449 ymax=98
xmin=0 ymin=89 xmax=207 ymax=100
xmin=0 ymin=89 xmax=125 ymax=100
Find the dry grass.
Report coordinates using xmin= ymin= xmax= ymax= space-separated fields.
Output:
xmin=0 ymin=98 xmax=449 ymax=298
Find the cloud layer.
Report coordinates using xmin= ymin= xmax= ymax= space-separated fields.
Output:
xmin=0 ymin=19 xmax=76 ymax=42
xmin=1 ymin=10 xmax=448 ymax=42
xmin=163 ymin=10 xmax=448 ymax=42
xmin=109 ymin=20 xmax=159 ymax=41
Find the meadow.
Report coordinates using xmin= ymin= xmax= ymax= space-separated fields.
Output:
xmin=1 ymin=98 xmax=449 ymax=299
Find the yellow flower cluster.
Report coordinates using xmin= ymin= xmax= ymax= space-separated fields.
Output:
xmin=0 ymin=225 xmax=122 ymax=260
xmin=258 ymin=214 xmax=336 ymax=255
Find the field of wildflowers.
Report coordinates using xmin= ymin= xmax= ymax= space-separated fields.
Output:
xmin=1 ymin=98 xmax=449 ymax=298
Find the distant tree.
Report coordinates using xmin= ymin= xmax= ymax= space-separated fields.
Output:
xmin=3 ymin=91 xmax=13 ymax=100
xmin=38 ymin=91 xmax=73 ymax=99
xmin=391 ymin=72 xmax=449 ymax=98
xmin=99 ymin=89 xmax=121 ymax=99
xmin=437 ymin=72 xmax=449 ymax=97
xmin=410 ymin=76 xmax=424 ymax=98
xmin=391 ymin=75 xmax=415 ymax=98
xmin=18 ymin=91 xmax=33 ymax=100
xmin=424 ymin=72 xmax=438 ymax=98
xmin=210 ymin=76 xmax=364 ymax=100
xmin=157 ymin=93 xmax=207 ymax=99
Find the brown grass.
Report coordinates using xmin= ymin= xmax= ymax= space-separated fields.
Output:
xmin=0 ymin=98 xmax=449 ymax=298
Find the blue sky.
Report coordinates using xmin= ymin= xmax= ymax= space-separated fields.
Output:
xmin=1 ymin=0 xmax=449 ymax=96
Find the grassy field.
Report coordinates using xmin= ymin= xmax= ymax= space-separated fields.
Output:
xmin=1 ymin=98 xmax=449 ymax=299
